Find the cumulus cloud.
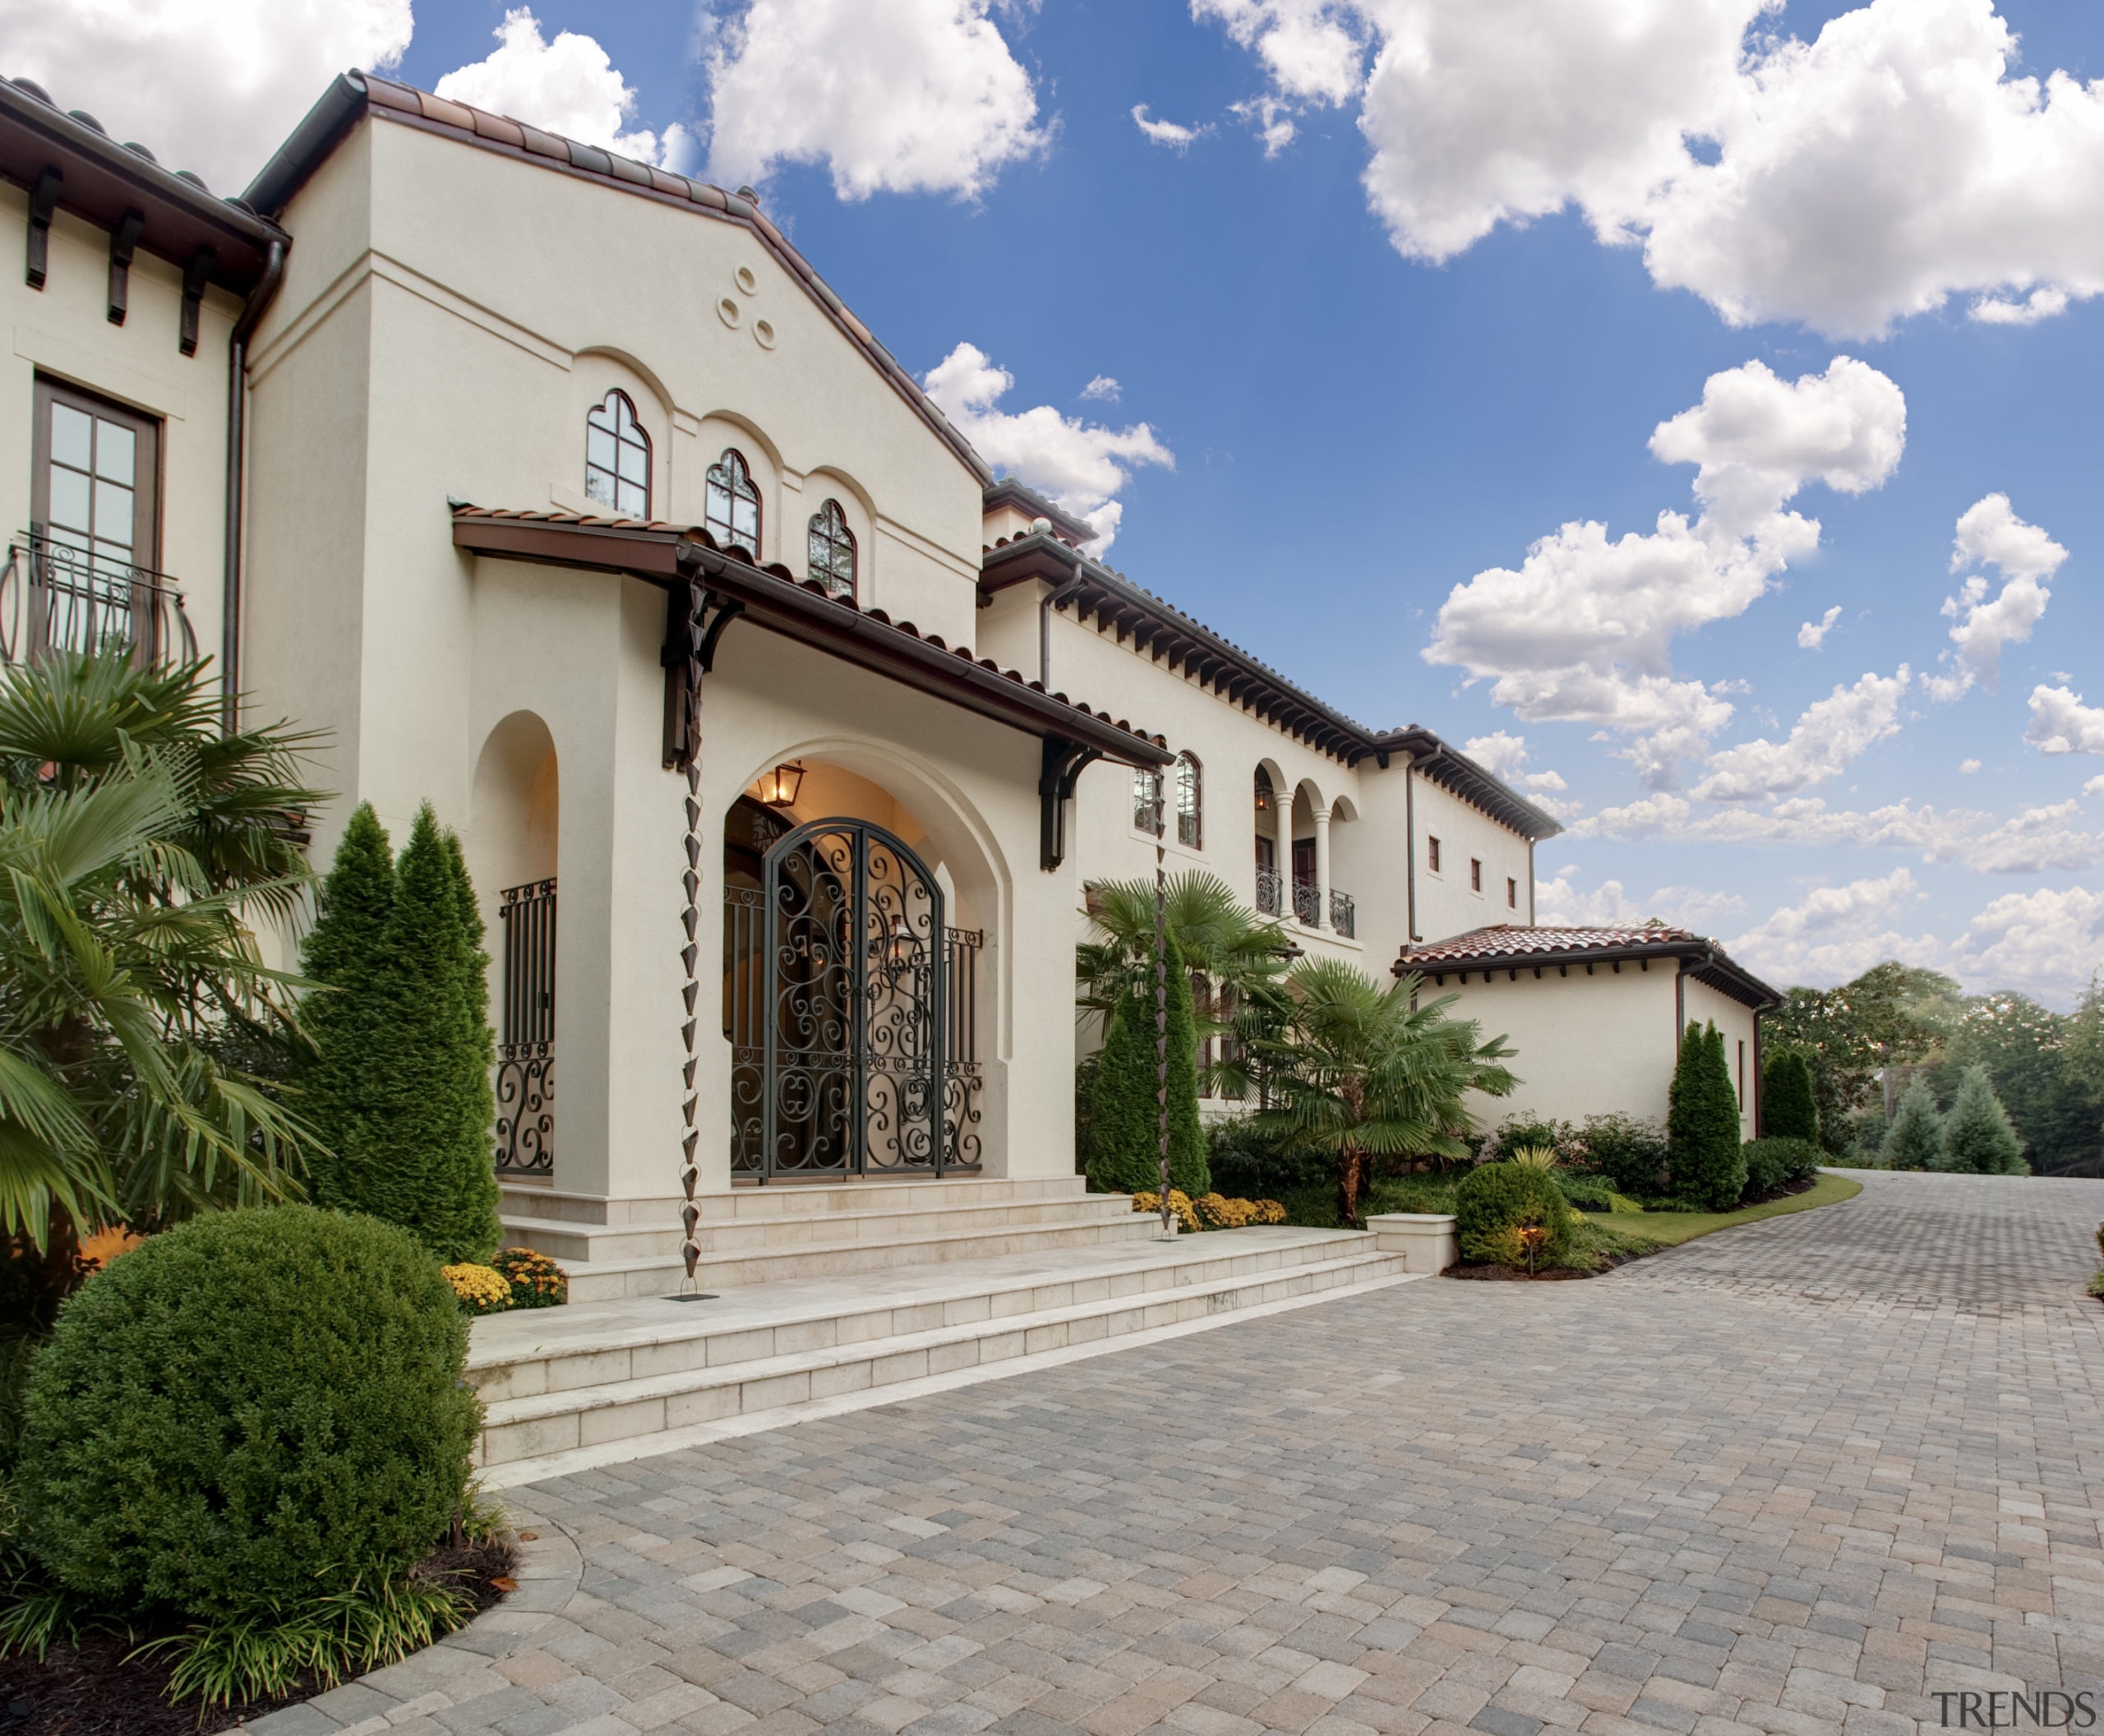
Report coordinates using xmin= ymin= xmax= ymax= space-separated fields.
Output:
xmin=922 ymin=344 xmax=1172 ymax=552
xmin=1196 ymin=0 xmax=2104 ymax=339
xmin=1798 ymin=606 xmax=1842 ymax=650
xmin=706 ymin=0 xmax=1046 ymax=199
xmin=1962 ymin=802 xmax=2104 ymax=874
xmin=2087 ymin=776 xmax=2104 ymax=797
xmin=1726 ymin=869 xmax=1943 ymax=987
xmin=1925 ymin=495 xmax=2067 ymax=701
xmin=1424 ymin=357 xmax=1905 ymax=787
xmin=436 ymin=10 xmax=678 ymax=164
xmin=1079 ymin=376 xmax=1121 ymax=404
xmin=0 ymin=0 xmax=412 ymax=194
xmin=1952 ymin=884 xmax=2104 ymax=1008
xmin=1961 ymin=758 xmax=1982 ymax=774
xmin=1693 ymin=668 xmax=1910 ymax=802
xmin=1132 ymin=105 xmax=1206 ymax=150
xmin=1534 ymin=871 xmax=1745 ymax=930
xmin=1460 ymin=732 xmax=1567 ymax=793
xmin=2027 ymin=686 xmax=2104 ymax=756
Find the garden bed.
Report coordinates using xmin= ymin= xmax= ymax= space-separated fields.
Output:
xmin=0 ymin=1536 xmax=516 ymax=1736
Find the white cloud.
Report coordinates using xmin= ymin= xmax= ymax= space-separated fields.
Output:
xmin=1460 ymin=732 xmax=1566 ymax=792
xmin=1726 ymin=869 xmax=1943 ymax=987
xmin=1424 ymin=357 xmax=1905 ymax=786
xmin=1230 ymin=95 xmax=1301 ymax=155
xmin=0 ymin=0 xmax=412 ymax=194
xmin=1798 ymin=606 xmax=1842 ymax=650
xmin=1534 ymin=871 xmax=1745 ymax=930
xmin=1952 ymin=884 xmax=2104 ymax=1008
xmin=1924 ymin=494 xmax=2067 ymax=700
xmin=922 ymin=344 xmax=1173 ymax=552
xmin=436 ymin=10 xmax=675 ymax=164
xmin=1960 ymin=758 xmax=1982 ymax=774
xmin=1132 ymin=105 xmax=1205 ymax=150
xmin=2027 ymin=686 xmax=2104 ymax=756
xmin=705 ymin=0 xmax=1046 ymax=200
xmin=2086 ymin=776 xmax=2104 ymax=797
xmin=1693 ymin=668 xmax=1910 ymax=802
xmin=1962 ymin=802 xmax=2104 ymax=874
xmin=1197 ymin=0 xmax=2104 ymax=339
xmin=1079 ymin=376 xmax=1121 ymax=404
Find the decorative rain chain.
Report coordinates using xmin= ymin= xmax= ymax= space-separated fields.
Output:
xmin=1155 ymin=832 xmax=1173 ymax=1236
xmin=677 ymin=575 xmax=708 ymax=1290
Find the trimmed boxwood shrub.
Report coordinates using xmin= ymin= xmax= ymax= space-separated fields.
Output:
xmin=1454 ymin=1163 xmax=1576 ymax=1267
xmin=15 ymin=1205 xmax=481 ymax=1619
xmin=1742 ymin=1137 xmax=1821 ymax=1201
xmin=1573 ymin=1114 xmax=1669 ymax=1197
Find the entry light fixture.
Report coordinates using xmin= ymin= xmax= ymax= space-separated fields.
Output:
xmin=759 ymin=761 xmax=805 ymax=807
xmin=883 ymin=913 xmax=918 ymax=979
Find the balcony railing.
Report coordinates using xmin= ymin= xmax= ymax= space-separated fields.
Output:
xmin=1255 ymin=863 xmax=1283 ymax=917
xmin=1329 ymin=889 xmax=1356 ymax=939
xmin=0 ymin=533 xmax=196 ymax=668
xmin=1256 ymin=864 xmax=1355 ymax=936
xmin=1292 ymin=875 xmax=1321 ymax=926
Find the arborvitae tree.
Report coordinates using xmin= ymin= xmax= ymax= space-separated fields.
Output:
xmin=300 ymin=804 xmax=396 ymax=1211
xmin=441 ymin=826 xmax=502 ymax=1248
xmin=1761 ymin=1049 xmax=1820 ymax=1143
xmin=1668 ymin=1022 xmax=1746 ymax=1210
xmin=1086 ymin=934 xmax=1208 ymax=1198
xmin=1932 ymin=1065 xmax=2028 ymax=1175
xmin=1883 ymin=1078 xmax=1944 ymax=1171
xmin=311 ymin=805 xmax=501 ymax=1263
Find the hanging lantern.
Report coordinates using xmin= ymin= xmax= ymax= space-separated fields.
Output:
xmin=883 ymin=913 xmax=917 ymax=979
xmin=759 ymin=761 xmax=805 ymax=806
xmin=1253 ymin=768 xmax=1273 ymax=813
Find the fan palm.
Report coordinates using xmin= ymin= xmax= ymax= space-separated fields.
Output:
xmin=1253 ymin=958 xmax=1517 ymax=1228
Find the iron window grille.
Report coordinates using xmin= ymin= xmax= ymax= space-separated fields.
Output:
xmin=705 ymin=449 xmax=761 ymax=554
xmin=495 ymin=877 xmax=556 ymax=1175
xmin=807 ymin=498 xmax=856 ymax=598
xmin=584 ymin=390 xmax=650 ymax=518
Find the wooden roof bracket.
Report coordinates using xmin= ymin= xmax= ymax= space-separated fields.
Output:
xmin=1040 ymin=734 xmax=1103 ymax=872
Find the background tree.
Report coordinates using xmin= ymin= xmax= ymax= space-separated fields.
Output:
xmin=1760 ymin=1049 xmax=1820 ymax=1143
xmin=1764 ymin=964 xmax=1957 ymax=1152
xmin=1931 ymin=1066 xmax=2028 ymax=1175
xmin=1883 ymin=1079 xmax=1945 ymax=1170
xmin=1253 ymin=961 xmax=1516 ymax=1229
xmin=1668 ymin=1023 xmax=1745 ymax=1210
xmin=1086 ymin=935 xmax=1207 ymax=1198
xmin=1920 ymin=991 xmax=2102 ymax=1175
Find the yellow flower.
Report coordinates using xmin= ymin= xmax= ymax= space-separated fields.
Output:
xmin=442 ymin=1263 xmax=513 ymax=1314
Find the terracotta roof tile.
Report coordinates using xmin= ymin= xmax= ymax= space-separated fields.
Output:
xmin=1399 ymin=925 xmax=1705 ymax=966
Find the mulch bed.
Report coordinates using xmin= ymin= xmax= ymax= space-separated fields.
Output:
xmin=0 ymin=1537 xmax=516 ymax=1736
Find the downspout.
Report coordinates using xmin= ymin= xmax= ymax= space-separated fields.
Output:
xmin=220 ymin=238 xmax=287 ymax=732
xmin=1038 ymin=562 xmax=1084 ymax=690
xmin=1527 ymin=838 xmax=1536 ymax=926
xmin=1403 ymin=761 xmax=1419 ymax=941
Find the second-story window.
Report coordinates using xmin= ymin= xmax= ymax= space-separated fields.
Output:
xmin=1506 ymin=876 xmax=1519 ymax=909
xmin=1175 ymin=753 xmax=1202 ymax=848
xmin=1470 ymin=857 xmax=1483 ymax=893
xmin=706 ymin=449 xmax=761 ymax=553
xmin=1133 ymin=766 xmax=1164 ymax=835
xmin=1427 ymin=836 xmax=1442 ymax=873
xmin=35 ymin=376 xmax=158 ymax=574
xmin=807 ymin=499 xmax=856 ymax=597
xmin=584 ymin=390 xmax=650 ymax=518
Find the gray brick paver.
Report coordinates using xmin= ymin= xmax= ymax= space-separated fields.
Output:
xmin=250 ymin=1174 xmax=2104 ymax=1736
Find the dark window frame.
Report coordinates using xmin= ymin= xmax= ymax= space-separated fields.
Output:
xmin=1427 ymin=836 xmax=1442 ymax=874
xmin=1506 ymin=876 xmax=1518 ymax=909
xmin=1470 ymin=858 xmax=1483 ymax=893
xmin=1132 ymin=764 xmax=1164 ymax=836
xmin=31 ymin=374 xmax=161 ymax=568
xmin=584 ymin=389 xmax=651 ymax=519
xmin=807 ymin=497 xmax=856 ymax=598
xmin=705 ymin=448 xmax=762 ymax=554
xmin=1174 ymin=752 xmax=1202 ymax=849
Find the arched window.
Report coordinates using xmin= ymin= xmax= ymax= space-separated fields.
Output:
xmin=1174 ymin=753 xmax=1202 ymax=848
xmin=585 ymin=390 xmax=650 ymax=518
xmin=705 ymin=449 xmax=761 ymax=553
xmin=807 ymin=498 xmax=856 ymax=598
xmin=1132 ymin=766 xmax=1164 ymax=836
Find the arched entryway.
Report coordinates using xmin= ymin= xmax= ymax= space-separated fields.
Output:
xmin=722 ymin=761 xmax=984 ymax=1182
xmin=472 ymin=711 xmax=558 ymax=1178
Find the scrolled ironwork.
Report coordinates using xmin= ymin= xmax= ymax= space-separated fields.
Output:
xmin=1329 ymin=889 xmax=1356 ymax=939
xmin=1254 ymin=863 xmax=1283 ymax=918
xmin=2 ymin=533 xmax=196 ymax=667
xmin=1293 ymin=875 xmax=1320 ymax=926
xmin=495 ymin=1041 xmax=555 ymax=1174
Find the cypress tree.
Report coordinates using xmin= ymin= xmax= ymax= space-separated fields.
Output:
xmin=1086 ymin=935 xmax=1208 ymax=1198
xmin=441 ymin=827 xmax=503 ymax=1248
xmin=1761 ymin=1049 xmax=1820 ymax=1143
xmin=1883 ymin=1078 xmax=1944 ymax=1170
xmin=1932 ymin=1066 xmax=2028 ymax=1175
xmin=300 ymin=804 xmax=396 ymax=1211
xmin=1668 ymin=1022 xmax=1746 ymax=1210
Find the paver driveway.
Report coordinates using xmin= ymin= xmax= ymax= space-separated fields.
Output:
xmin=263 ymin=1172 xmax=2104 ymax=1736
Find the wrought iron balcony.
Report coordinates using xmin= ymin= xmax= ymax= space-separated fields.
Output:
xmin=1293 ymin=876 xmax=1320 ymax=926
xmin=0 ymin=533 xmax=196 ymax=667
xmin=1329 ymin=889 xmax=1356 ymax=939
xmin=1255 ymin=863 xmax=1283 ymax=917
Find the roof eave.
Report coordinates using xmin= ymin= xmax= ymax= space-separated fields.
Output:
xmin=1396 ymin=936 xmax=1780 ymax=1009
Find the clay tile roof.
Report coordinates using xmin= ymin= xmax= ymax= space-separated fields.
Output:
xmin=1394 ymin=924 xmax=1781 ymax=1009
xmin=244 ymin=72 xmax=992 ymax=489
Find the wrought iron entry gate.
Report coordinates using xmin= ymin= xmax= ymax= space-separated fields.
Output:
xmin=727 ymin=817 xmax=980 ymax=1180
xmin=496 ymin=877 xmax=556 ymax=1174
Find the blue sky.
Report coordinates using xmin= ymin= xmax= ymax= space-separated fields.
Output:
xmin=21 ymin=0 xmax=2104 ymax=1003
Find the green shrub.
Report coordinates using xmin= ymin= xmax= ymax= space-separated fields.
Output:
xmin=1760 ymin=1050 xmax=1820 ymax=1143
xmin=1572 ymin=1114 xmax=1669 ymax=1196
xmin=1453 ymin=1163 xmax=1575 ymax=1267
xmin=15 ymin=1206 xmax=480 ymax=1620
xmin=1668 ymin=1023 xmax=1746 ymax=1210
xmin=1742 ymin=1137 xmax=1821 ymax=1200
xmin=1486 ymin=1117 xmax=1579 ymax=1164
xmin=1884 ymin=1079 xmax=1944 ymax=1170
xmin=1553 ymin=1174 xmax=1622 ymax=1212
xmin=1086 ymin=935 xmax=1208 ymax=1197
xmin=1206 ymin=1119 xmax=1332 ymax=1200
xmin=1931 ymin=1066 xmax=2028 ymax=1175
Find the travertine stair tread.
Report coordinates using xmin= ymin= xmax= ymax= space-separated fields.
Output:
xmin=471 ymin=1225 xmax=1368 ymax=1374
xmin=498 ymin=1190 xmax=1137 ymax=1249
xmin=481 ymin=1244 xmax=1401 ymax=1429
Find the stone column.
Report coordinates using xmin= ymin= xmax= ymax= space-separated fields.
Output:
xmin=1276 ymin=789 xmax=1294 ymax=924
xmin=1312 ymin=803 xmax=1331 ymax=931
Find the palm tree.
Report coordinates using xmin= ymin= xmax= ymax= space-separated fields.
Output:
xmin=1253 ymin=960 xmax=1517 ymax=1228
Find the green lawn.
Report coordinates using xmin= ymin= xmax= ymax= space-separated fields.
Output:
xmin=1582 ymin=1171 xmax=1863 ymax=1245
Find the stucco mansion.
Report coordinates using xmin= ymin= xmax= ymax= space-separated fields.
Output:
xmin=0 ymin=71 xmax=1776 ymax=1324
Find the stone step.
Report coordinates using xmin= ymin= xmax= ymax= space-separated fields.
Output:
xmin=501 ymin=1189 xmax=1140 ymax=1266
xmin=470 ymin=1230 xmax=1405 ymax=1485
xmin=542 ymin=1211 xmax=1165 ymax=1302
xmin=496 ymin=1174 xmax=1088 ymax=1229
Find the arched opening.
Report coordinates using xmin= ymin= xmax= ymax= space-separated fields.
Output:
xmin=722 ymin=755 xmax=987 ymax=1182
xmin=473 ymin=712 xmax=558 ymax=1179
xmin=1290 ymin=783 xmax=1321 ymax=926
